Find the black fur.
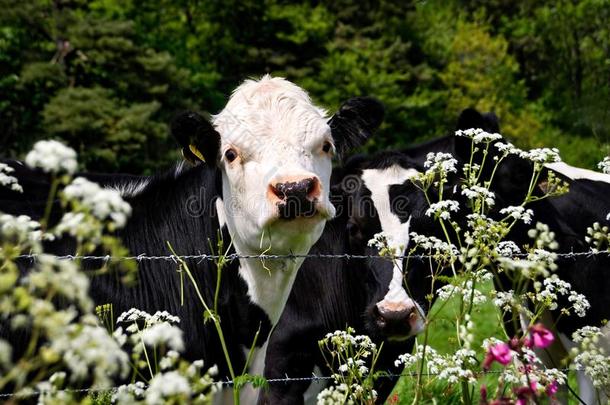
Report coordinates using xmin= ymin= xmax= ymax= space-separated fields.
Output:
xmin=328 ymin=97 xmax=385 ymax=159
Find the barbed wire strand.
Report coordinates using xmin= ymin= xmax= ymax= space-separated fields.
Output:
xmin=13 ymin=250 xmax=610 ymax=263
xmin=0 ymin=368 xmax=572 ymax=399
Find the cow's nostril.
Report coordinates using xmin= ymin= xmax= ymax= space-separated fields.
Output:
xmin=269 ymin=177 xmax=321 ymax=219
xmin=269 ymin=184 xmax=285 ymax=201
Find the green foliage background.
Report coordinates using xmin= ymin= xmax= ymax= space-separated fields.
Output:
xmin=1 ymin=0 xmax=608 ymax=173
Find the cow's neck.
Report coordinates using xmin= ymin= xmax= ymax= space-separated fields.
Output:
xmin=214 ymin=199 xmax=304 ymax=326
xmin=237 ymin=256 xmax=305 ymax=325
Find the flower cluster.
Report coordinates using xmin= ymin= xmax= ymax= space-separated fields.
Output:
xmin=425 ymin=200 xmax=460 ymax=220
xmin=455 ymin=128 xmax=503 ymax=144
xmin=0 ymin=141 xmax=217 ymax=403
xmin=423 ymin=152 xmax=458 ymax=174
xmin=597 ymin=156 xmax=610 ymax=174
xmin=62 ymin=177 xmax=132 ymax=229
xmin=479 ymin=326 xmax=566 ymax=404
xmin=585 ymin=221 xmax=609 ymax=252
xmin=570 ymin=326 xmax=610 ymax=392
xmin=461 ymin=185 xmax=495 ymax=207
xmin=318 ymin=328 xmax=378 ymax=404
xmin=25 ymin=140 xmax=78 ymax=175
xmin=499 ymin=206 xmax=533 ymax=225
xmin=519 ymin=147 xmax=562 ymax=164
xmin=0 ymin=162 xmax=23 ymax=193
xmin=367 ymin=232 xmax=401 ymax=257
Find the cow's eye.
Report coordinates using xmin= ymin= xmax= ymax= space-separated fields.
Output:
xmin=322 ymin=141 xmax=333 ymax=154
xmin=224 ymin=148 xmax=238 ymax=163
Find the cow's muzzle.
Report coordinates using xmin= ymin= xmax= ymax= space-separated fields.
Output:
xmin=268 ymin=177 xmax=322 ymax=220
xmin=373 ymin=300 xmax=424 ymax=340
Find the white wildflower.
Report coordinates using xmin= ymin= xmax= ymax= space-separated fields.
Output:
xmin=495 ymin=142 xmax=522 ymax=155
xmin=426 ymin=200 xmax=459 ymax=220
xmin=520 ymin=147 xmax=562 ymax=164
xmin=597 ymin=157 xmax=610 ymax=174
xmin=0 ymin=162 xmax=23 ymax=193
xmin=0 ymin=213 xmax=42 ymax=247
xmin=455 ymin=128 xmax=503 ymax=144
xmin=117 ymin=308 xmax=152 ymax=324
xmin=499 ymin=206 xmax=533 ymax=224
xmin=423 ymin=152 xmax=458 ymax=174
xmin=146 ymin=371 xmax=191 ymax=404
xmin=492 ymin=290 xmax=517 ymax=312
xmin=461 ymin=185 xmax=495 ymax=206
xmin=495 ymin=241 xmax=521 ymax=257
xmin=63 ymin=177 xmax=132 ymax=229
xmin=25 ymin=140 xmax=78 ymax=175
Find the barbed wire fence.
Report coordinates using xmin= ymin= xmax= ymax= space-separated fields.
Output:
xmin=0 ymin=369 xmax=574 ymax=399
xmin=14 ymin=249 xmax=610 ymax=263
xmin=4 ymin=250 xmax=606 ymax=401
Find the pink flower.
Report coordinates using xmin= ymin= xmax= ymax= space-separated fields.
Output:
xmin=528 ymin=324 xmax=554 ymax=349
xmin=546 ymin=380 xmax=559 ymax=396
xmin=483 ymin=343 xmax=512 ymax=370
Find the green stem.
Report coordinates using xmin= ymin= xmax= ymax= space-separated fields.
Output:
xmin=41 ymin=177 xmax=60 ymax=230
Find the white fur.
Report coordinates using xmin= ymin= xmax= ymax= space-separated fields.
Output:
xmin=546 ymin=162 xmax=610 ymax=184
xmin=213 ymin=75 xmax=335 ymax=259
xmin=108 ymin=179 xmax=150 ymax=198
xmin=209 ymin=76 xmax=336 ymax=331
xmin=361 ymin=165 xmax=425 ymax=332
xmin=215 ymin=198 xmax=226 ymax=229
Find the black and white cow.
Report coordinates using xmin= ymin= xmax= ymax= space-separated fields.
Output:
xmin=0 ymin=76 xmax=384 ymax=399
xmin=334 ymin=108 xmax=610 ymax=403
xmin=258 ymin=165 xmax=426 ymax=404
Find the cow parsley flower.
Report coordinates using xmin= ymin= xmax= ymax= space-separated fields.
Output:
xmin=63 ymin=177 xmax=132 ymax=229
xmin=528 ymin=222 xmax=558 ymax=250
xmin=520 ymin=148 xmax=562 ymax=164
xmin=495 ymin=241 xmax=521 ymax=257
xmin=492 ymin=290 xmax=518 ymax=312
xmin=49 ymin=321 xmax=129 ymax=385
xmin=117 ymin=308 xmax=152 ymax=323
xmin=455 ymin=128 xmax=503 ymax=144
xmin=0 ymin=213 xmax=42 ymax=247
xmin=499 ymin=206 xmax=533 ymax=224
xmin=571 ymin=326 xmax=610 ymax=389
xmin=597 ymin=156 xmax=610 ymax=174
xmin=495 ymin=142 xmax=522 ymax=156
xmin=25 ymin=140 xmax=78 ymax=175
xmin=426 ymin=200 xmax=460 ymax=220
xmin=567 ymin=291 xmax=590 ymax=317
xmin=424 ymin=152 xmax=458 ymax=174
xmin=409 ymin=232 xmax=459 ymax=257
xmin=145 ymin=371 xmax=191 ymax=404
xmin=436 ymin=281 xmax=487 ymax=305
xmin=142 ymin=323 xmax=185 ymax=351
xmin=461 ymin=185 xmax=495 ymax=206
xmin=0 ymin=163 xmax=23 ymax=193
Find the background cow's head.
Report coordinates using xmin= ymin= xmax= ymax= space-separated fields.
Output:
xmin=333 ymin=153 xmax=427 ymax=341
xmin=171 ymin=75 xmax=383 ymax=256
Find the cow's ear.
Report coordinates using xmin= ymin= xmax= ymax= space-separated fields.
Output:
xmin=328 ymin=97 xmax=385 ymax=158
xmin=453 ymin=108 xmax=502 ymax=162
xmin=171 ymin=111 xmax=220 ymax=167
xmin=456 ymin=108 xmax=487 ymax=132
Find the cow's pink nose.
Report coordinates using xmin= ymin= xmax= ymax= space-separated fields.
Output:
xmin=374 ymin=301 xmax=419 ymax=337
xmin=268 ymin=176 xmax=321 ymax=219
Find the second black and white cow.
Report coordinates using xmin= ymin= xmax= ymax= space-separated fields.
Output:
xmin=0 ymin=76 xmax=384 ymax=398
xmin=334 ymin=108 xmax=610 ymax=403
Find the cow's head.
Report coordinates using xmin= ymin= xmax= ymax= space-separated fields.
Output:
xmin=172 ymin=75 xmax=383 ymax=256
xmin=334 ymin=108 xmax=506 ymax=341
xmin=334 ymin=153 xmax=427 ymax=341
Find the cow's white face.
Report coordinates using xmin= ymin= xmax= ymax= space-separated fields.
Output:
xmin=171 ymin=76 xmax=385 ymax=258
xmin=213 ymin=77 xmax=335 ymax=255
